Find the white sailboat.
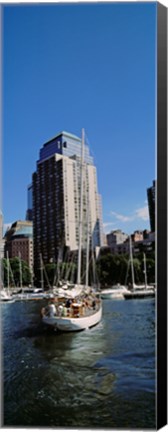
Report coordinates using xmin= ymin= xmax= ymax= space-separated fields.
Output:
xmin=41 ymin=129 xmax=102 ymax=331
xmin=123 ymin=240 xmax=155 ymax=300
xmin=14 ymin=253 xmax=49 ymax=301
xmin=1 ymin=253 xmax=15 ymax=303
xmin=100 ymin=284 xmax=129 ymax=300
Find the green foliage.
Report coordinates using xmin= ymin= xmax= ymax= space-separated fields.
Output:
xmin=96 ymin=252 xmax=155 ymax=287
xmin=2 ymin=257 xmax=31 ymax=287
xmin=96 ymin=254 xmax=128 ymax=286
xmin=35 ymin=262 xmax=77 ymax=288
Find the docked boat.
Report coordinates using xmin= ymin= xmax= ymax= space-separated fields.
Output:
xmin=0 ymin=289 xmax=15 ymax=303
xmin=41 ymin=129 xmax=102 ymax=331
xmin=14 ymin=287 xmax=50 ymax=301
xmin=0 ymin=252 xmax=15 ymax=303
xmin=100 ymin=284 xmax=129 ymax=299
xmin=123 ymin=243 xmax=155 ymax=300
xmin=12 ymin=253 xmax=51 ymax=301
xmin=123 ymin=288 xmax=155 ymax=300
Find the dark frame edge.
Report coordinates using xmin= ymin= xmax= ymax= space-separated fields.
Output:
xmin=157 ymin=1 xmax=167 ymax=430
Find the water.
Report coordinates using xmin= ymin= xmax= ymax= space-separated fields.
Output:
xmin=1 ymin=298 xmax=156 ymax=429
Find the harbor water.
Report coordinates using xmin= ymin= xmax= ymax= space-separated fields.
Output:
xmin=1 ymin=297 xmax=156 ymax=429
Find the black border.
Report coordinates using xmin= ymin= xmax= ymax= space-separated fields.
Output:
xmin=157 ymin=2 xmax=167 ymax=429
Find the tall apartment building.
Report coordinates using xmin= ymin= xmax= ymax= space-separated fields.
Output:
xmin=32 ymin=131 xmax=104 ymax=274
xmin=147 ymin=180 xmax=156 ymax=232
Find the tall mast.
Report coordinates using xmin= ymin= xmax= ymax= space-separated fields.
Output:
xmin=6 ymin=251 xmax=10 ymax=293
xmin=77 ymin=128 xmax=85 ymax=285
xmin=85 ymin=193 xmax=90 ymax=288
xmin=129 ymin=236 xmax=135 ymax=288
xmin=19 ymin=251 xmax=22 ymax=290
xmin=143 ymin=252 xmax=148 ymax=289
xmin=40 ymin=253 xmax=44 ymax=290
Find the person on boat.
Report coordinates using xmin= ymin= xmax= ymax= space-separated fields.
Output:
xmin=92 ymin=299 xmax=96 ymax=310
xmin=65 ymin=298 xmax=72 ymax=316
xmin=48 ymin=301 xmax=56 ymax=317
xmin=66 ymin=298 xmax=72 ymax=308
xmin=81 ymin=300 xmax=86 ymax=316
xmin=62 ymin=304 xmax=67 ymax=317
xmin=58 ymin=304 xmax=63 ymax=316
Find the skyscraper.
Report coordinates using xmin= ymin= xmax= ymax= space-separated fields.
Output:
xmin=26 ymin=184 xmax=33 ymax=221
xmin=147 ymin=180 xmax=156 ymax=232
xmin=32 ymin=131 xmax=104 ymax=276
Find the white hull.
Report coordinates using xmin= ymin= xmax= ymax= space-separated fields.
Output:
xmin=1 ymin=298 xmax=15 ymax=303
xmin=42 ymin=305 xmax=102 ymax=332
xmin=101 ymin=292 xmax=125 ymax=299
xmin=0 ymin=290 xmax=15 ymax=303
xmin=14 ymin=292 xmax=48 ymax=301
xmin=101 ymin=286 xmax=129 ymax=299
xmin=132 ymin=284 xmax=154 ymax=290
xmin=123 ymin=289 xmax=155 ymax=300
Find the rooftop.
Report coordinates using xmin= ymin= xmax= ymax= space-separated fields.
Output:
xmin=12 ymin=226 xmax=33 ymax=238
xmin=43 ymin=131 xmax=81 ymax=148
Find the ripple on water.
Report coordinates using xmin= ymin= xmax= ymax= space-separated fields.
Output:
xmin=2 ymin=298 xmax=156 ymax=428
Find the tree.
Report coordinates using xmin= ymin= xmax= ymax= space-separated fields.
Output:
xmin=96 ymin=253 xmax=129 ymax=287
xmin=96 ymin=251 xmax=155 ymax=287
xmin=2 ymin=257 xmax=31 ymax=287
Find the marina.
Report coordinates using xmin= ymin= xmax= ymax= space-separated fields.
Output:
xmin=2 ymin=296 xmax=156 ymax=428
xmin=1 ymin=3 xmax=160 ymax=429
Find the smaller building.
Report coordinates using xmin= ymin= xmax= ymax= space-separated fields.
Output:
xmin=107 ymin=230 xmax=128 ymax=254
xmin=105 ymin=228 xmax=155 ymax=256
xmin=4 ymin=220 xmax=33 ymax=272
xmin=131 ymin=230 xmax=144 ymax=242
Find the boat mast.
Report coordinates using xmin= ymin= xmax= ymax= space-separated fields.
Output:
xmin=77 ymin=128 xmax=85 ymax=285
xmin=30 ymin=268 xmax=34 ymax=288
xmin=143 ymin=253 xmax=148 ymax=289
xmin=40 ymin=254 xmax=44 ymax=290
xmin=85 ymin=194 xmax=90 ymax=288
xmin=19 ymin=252 xmax=23 ymax=290
xmin=129 ymin=236 xmax=135 ymax=288
xmin=6 ymin=251 xmax=10 ymax=294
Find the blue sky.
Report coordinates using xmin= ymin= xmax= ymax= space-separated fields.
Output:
xmin=2 ymin=2 xmax=156 ymax=235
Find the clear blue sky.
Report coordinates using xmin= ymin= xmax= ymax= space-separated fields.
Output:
xmin=2 ymin=2 xmax=156 ymax=235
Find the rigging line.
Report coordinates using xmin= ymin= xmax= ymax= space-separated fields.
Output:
xmin=84 ymin=130 xmax=99 ymax=167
